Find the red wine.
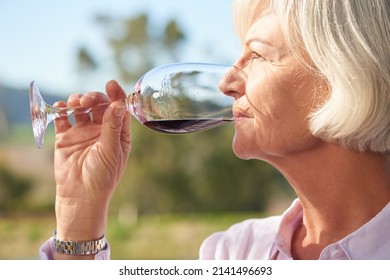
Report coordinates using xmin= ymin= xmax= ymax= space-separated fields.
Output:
xmin=143 ymin=118 xmax=233 ymax=134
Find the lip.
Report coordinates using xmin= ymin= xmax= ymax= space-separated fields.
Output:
xmin=232 ymin=107 xmax=251 ymax=119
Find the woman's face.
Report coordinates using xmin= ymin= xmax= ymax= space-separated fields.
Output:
xmin=221 ymin=13 xmax=328 ymax=161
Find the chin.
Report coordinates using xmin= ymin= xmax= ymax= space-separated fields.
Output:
xmin=232 ymin=120 xmax=271 ymax=161
xmin=232 ymin=133 xmax=254 ymax=160
xmin=231 ymin=120 xmax=256 ymax=159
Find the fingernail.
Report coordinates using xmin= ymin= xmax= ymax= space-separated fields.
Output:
xmin=114 ymin=105 xmax=127 ymax=117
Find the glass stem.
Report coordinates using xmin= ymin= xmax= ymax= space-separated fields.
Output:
xmin=46 ymin=93 xmax=136 ymax=124
xmin=125 ymin=92 xmax=136 ymax=117
xmin=47 ymin=102 xmax=110 ymax=123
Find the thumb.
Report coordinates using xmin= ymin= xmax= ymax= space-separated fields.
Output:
xmin=100 ymin=101 xmax=127 ymax=153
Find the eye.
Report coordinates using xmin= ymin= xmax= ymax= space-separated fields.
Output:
xmin=250 ymin=51 xmax=265 ymax=61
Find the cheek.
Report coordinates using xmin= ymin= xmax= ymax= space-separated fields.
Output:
xmin=231 ymin=76 xmax=283 ymax=159
xmin=232 ymin=73 xmax=322 ymax=159
xmin=245 ymin=69 xmax=288 ymax=121
xmin=247 ymin=81 xmax=288 ymax=127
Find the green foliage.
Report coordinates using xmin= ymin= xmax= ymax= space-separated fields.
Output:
xmin=77 ymin=46 xmax=98 ymax=73
xmin=90 ymin=13 xmax=186 ymax=84
xmin=0 ymin=162 xmax=33 ymax=212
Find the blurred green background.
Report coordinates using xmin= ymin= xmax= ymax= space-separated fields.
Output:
xmin=0 ymin=0 xmax=294 ymax=259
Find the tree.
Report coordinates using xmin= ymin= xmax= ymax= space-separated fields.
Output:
xmin=0 ymin=163 xmax=32 ymax=213
xmin=77 ymin=46 xmax=98 ymax=74
xmin=75 ymin=46 xmax=99 ymax=90
xmin=93 ymin=13 xmax=185 ymax=84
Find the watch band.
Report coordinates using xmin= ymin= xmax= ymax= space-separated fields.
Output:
xmin=53 ymin=230 xmax=107 ymax=255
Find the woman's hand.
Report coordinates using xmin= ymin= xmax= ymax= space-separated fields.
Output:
xmin=52 ymin=80 xmax=131 ymax=259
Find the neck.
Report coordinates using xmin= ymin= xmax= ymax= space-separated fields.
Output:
xmin=270 ymin=142 xmax=390 ymax=259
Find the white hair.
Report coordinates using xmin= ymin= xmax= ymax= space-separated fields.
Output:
xmin=233 ymin=0 xmax=390 ymax=153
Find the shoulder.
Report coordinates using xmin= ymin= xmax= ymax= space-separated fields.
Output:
xmin=199 ymin=215 xmax=282 ymax=259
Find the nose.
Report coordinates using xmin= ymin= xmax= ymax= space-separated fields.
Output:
xmin=218 ymin=65 xmax=246 ymax=99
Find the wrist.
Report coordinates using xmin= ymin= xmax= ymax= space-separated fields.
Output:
xmin=55 ymin=195 xmax=109 ymax=241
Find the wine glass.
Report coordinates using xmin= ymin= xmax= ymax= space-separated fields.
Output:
xmin=29 ymin=62 xmax=237 ymax=149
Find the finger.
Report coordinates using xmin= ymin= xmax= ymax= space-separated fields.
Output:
xmin=105 ymin=80 xmax=127 ymax=102
xmin=53 ymin=101 xmax=72 ymax=134
xmin=80 ymin=92 xmax=109 ymax=124
xmin=80 ymin=92 xmax=109 ymax=108
xmin=67 ymin=93 xmax=92 ymax=124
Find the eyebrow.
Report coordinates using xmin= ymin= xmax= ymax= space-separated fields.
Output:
xmin=244 ymin=22 xmax=275 ymax=48
xmin=245 ymin=37 xmax=276 ymax=50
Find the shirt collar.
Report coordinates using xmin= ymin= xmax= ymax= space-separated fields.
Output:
xmin=271 ymin=198 xmax=302 ymax=259
xmin=270 ymin=199 xmax=390 ymax=260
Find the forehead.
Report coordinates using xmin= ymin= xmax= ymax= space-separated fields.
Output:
xmin=233 ymin=0 xmax=272 ymax=40
xmin=245 ymin=15 xmax=279 ymax=40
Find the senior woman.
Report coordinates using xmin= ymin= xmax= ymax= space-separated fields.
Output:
xmin=40 ymin=0 xmax=390 ymax=260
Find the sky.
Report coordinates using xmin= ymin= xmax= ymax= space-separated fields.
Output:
xmin=0 ymin=0 xmax=241 ymax=96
